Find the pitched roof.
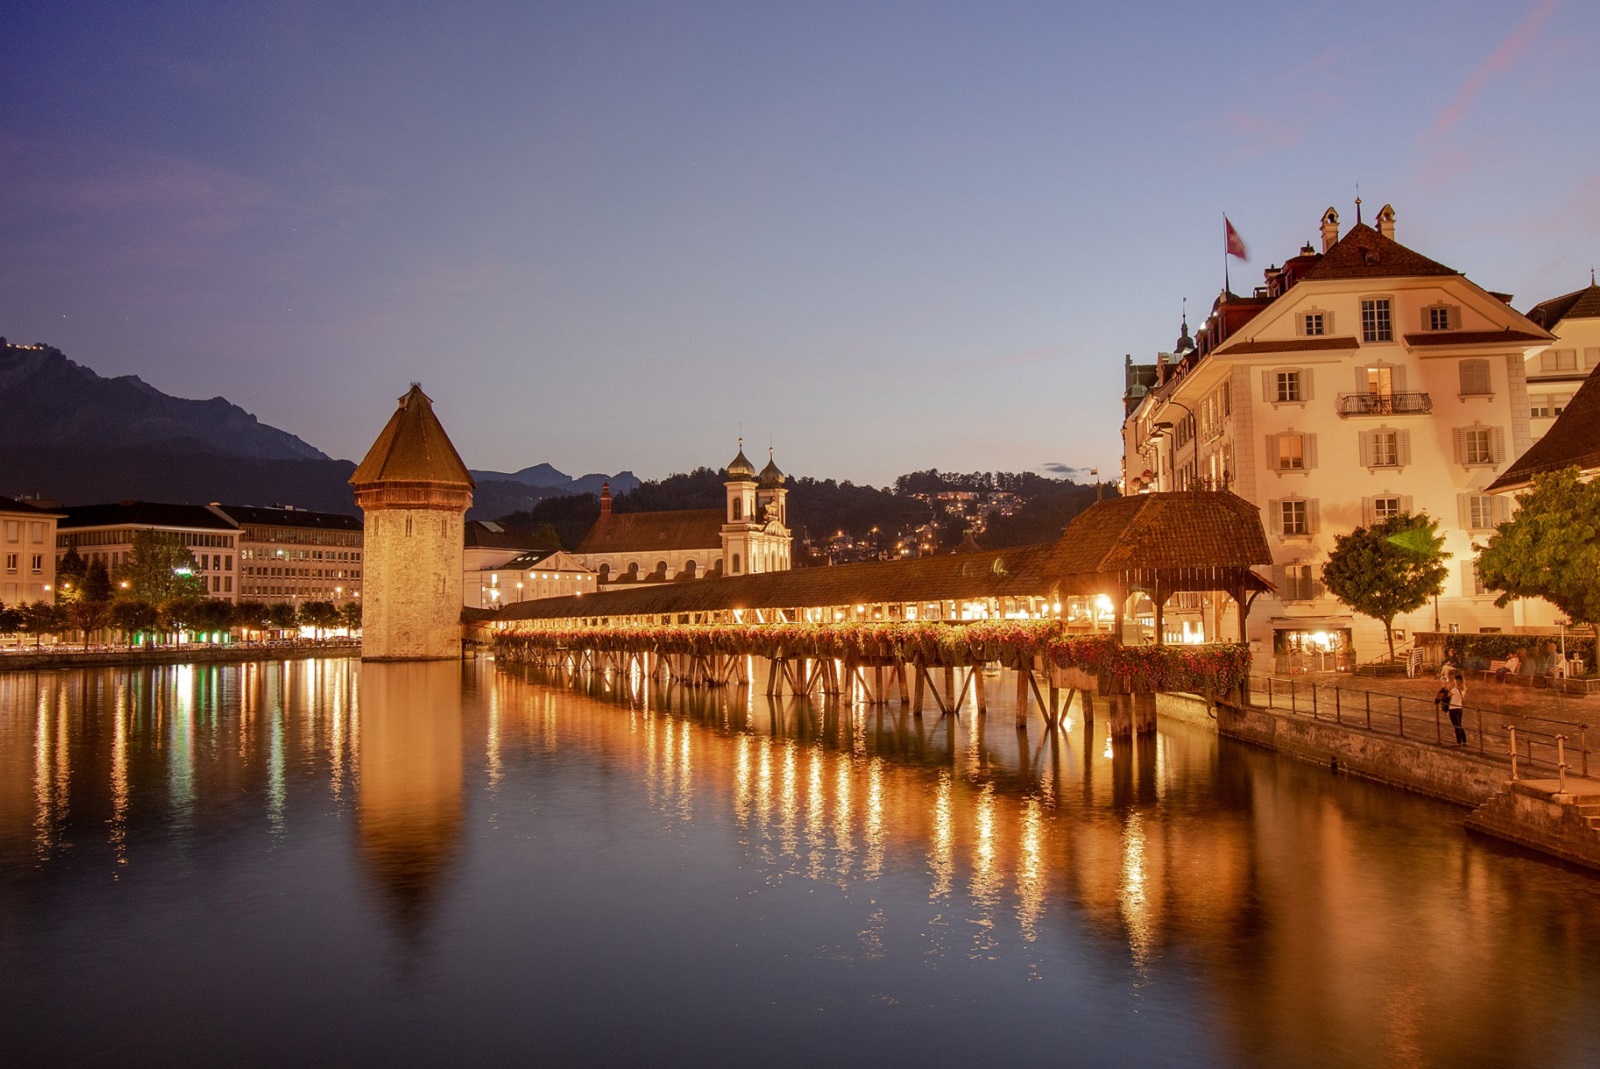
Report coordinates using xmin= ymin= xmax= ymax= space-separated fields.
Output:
xmin=577 ymin=509 xmax=726 ymax=554
xmin=1526 ymin=283 xmax=1600 ymax=329
xmin=1488 ymin=366 xmax=1600 ymax=491
xmin=498 ymin=492 xmax=1270 ymax=622
xmin=1216 ymin=336 xmax=1359 ymax=356
xmin=59 ymin=500 xmax=240 ymax=531
xmin=350 ymin=384 xmax=474 ymax=489
xmin=1300 ymin=222 xmax=1460 ymax=281
xmin=464 ymin=520 xmax=547 ymax=551
xmin=213 ymin=504 xmax=362 ymax=531
xmin=1402 ymin=329 xmax=1550 ymax=347
xmin=0 ymin=495 xmax=64 ymax=518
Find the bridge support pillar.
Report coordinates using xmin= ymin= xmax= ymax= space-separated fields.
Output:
xmin=1133 ymin=692 xmax=1158 ymax=735
xmin=1106 ymin=694 xmax=1133 ymax=739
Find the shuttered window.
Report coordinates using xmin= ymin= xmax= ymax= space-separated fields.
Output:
xmin=1458 ymin=359 xmax=1491 ymax=396
xmin=1453 ymin=425 xmax=1505 ymax=467
xmin=1358 ymin=427 xmax=1411 ymax=469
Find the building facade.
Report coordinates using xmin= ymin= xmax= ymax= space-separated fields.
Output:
xmin=56 ymin=501 xmax=241 ymax=602
xmin=467 ymin=549 xmax=595 ymax=608
xmin=209 ymin=504 xmax=364 ymax=605
xmin=575 ymin=443 xmax=792 ymax=587
xmin=1121 ymin=204 xmax=1558 ymax=666
xmin=1522 ymin=278 xmax=1600 ymax=443
xmin=351 ymin=384 xmax=474 ymax=661
xmin=1 ymin=496 xmax=62 ymax=606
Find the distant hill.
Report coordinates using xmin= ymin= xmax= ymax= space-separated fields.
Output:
xmin=0 ymin=338 xmax=643 ymax=519
xmin=0 ymin=340 xmax=327 ymax=460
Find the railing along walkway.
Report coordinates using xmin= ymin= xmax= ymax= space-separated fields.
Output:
xmin=1244 ymin=674 xmax=1591 ymax=779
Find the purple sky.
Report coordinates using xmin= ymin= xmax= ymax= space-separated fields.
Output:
xmin=4 ymin=1 xmax=1596 ymax=485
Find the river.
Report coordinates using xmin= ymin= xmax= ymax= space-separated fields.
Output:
xmin=2 ymin=656 xmax=1598 ymax=1067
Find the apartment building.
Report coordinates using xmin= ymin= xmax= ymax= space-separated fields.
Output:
xmin=56 ymin=501 xmax=240 ymax=602
xmin=210 ymin=504 xmax=363 ymax=605
xmin=1522 ymin=278 xmax=1600 ymax=441
xmin=1 ymin=496 xmax=63 ymax=605
xmin=1122 ymin=204 xmax=1558 ymax=666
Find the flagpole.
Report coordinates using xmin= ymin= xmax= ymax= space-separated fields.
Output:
xmin=1223 ymin=213 xmax=1230 ymax=296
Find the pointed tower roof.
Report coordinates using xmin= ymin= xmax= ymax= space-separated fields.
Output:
xmin=350 ymin=384 xmax=475 ymax=490
xmin=758 ymin=447 xmax=786 ymax=488
xmin=726 ymin=438 xmax=756 ymax=480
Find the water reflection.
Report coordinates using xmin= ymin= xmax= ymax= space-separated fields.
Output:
xmin=357 ymin=662 xmax=464 ymax=930
xmin=2 ymin=659 xmax=1600 ymax=1068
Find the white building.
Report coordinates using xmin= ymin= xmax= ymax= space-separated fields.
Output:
xmin=1 ymin=496 xmax=62 ymax=606
xmin=56 ymin=501 xmax=241 ymax=603
xmin=1522 ymin=277 xmax=1600 ymax=441
xmin=466 ymin=549 xmax=595 ymax=609
xmin=1122 ymin=204 xmax=1558 ymax=668
xmin=575 ymin=443 xmax=791 ymax=587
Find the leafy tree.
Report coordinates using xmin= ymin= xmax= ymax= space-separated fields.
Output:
xmin=17 ymin=600 xmax=64 ymax=648
xmin=232 ymin=600 xmax=271 ymax=635
xmin=116 ymin=531 xmax=206 ymax=602
xmin=300 ymin=600 xmax=339 ymax=638
xmin=1322 ymin=512 xmax=1450 ymax=663
xmin=192 ymin=598 xmax=235 ymax=637
xmin=55 ymin=546 xmax=87 ymax=604
xmin=339 ymin=601 xmax=362 ymax=631
xmin=69 ymin=599 xmax=111 ymax=645
xmin=109 ymin=600 xmax=158 ymax=646
xmin=81 ymin=559 xmax=114 ymax=604
xmin=268 ymin=603 xmax=299 ymax=632
xmin=0 ymin=604 xmax=21 ymax=636
xmin=1475 ymin=467 xmax=1600 ymax=665
xmin=159 ymin=597 xmax=208 ymax=639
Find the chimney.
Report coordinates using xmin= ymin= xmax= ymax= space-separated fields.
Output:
xmin=1320 ymin=207 xmax=1340 ymax=252
xmin=1376 ymin=203 xmax=1396 ymax=240
xmin=599 ymin=481 xmax=611 ymax=517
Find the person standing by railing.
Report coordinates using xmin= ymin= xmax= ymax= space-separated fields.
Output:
xmin=1448 ymin=673 xmax=1468 ymax=744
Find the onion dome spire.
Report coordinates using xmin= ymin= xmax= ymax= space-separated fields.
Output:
xmin=726 ymin=437 xmax=756 ymax=480
xmin=758 ymin=446 xmax=786 ymax=488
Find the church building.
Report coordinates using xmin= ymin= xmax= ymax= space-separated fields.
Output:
xmin=575 ymin=442 xmax=792 ymax=587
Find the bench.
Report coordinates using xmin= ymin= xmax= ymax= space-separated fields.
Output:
xmin=1481 ymin=660 xmax=1508 ymax=682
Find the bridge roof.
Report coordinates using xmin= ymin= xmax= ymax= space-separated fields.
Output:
xmin=494 ymin=491 xmax=1269 ymax=623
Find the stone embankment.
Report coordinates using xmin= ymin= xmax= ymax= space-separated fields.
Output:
xmin=1160 ymin=690 xmax=1600 ymax=873
xmin=0 ymin=642 xmax=360 ymax=673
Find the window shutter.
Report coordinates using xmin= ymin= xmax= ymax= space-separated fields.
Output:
xmin=1490 ymin=426 xmax=1505 ymax=464
xmin=1304 ymin=434 xmax=1318 ymax=470
xmin=1456 ymin=494 xmax=1470 ymax=529
xmin=1271 ymin=563 xmax=1285 ymax=593
xmin=1356 ymin=366 xmax=1371 ymax=392
xmin=1302 ymin=368 xmax=1314 ymax=401
xmin=1493 ymin=495 xmax=1511 ymax=524
xmin=1358 ymin=430 xmax=1373 ymax=468
xmin=1307 ymin=499 xmax=1321 ymax=534
xmin=1392 ymin=365 xmax=1407 ymax=393
xmin=1396 ymin=429 xmax=1412 ymax=467
xmin=1267 ymin=499 xmax=1282 ymax=536
xmin=1462 ymin=567 xmax=1476 ymax=598
xmin=1262 ymin=370 xmax=1276 ymax=402
xmin=1312 ymin=573 xmax=1326 ymax=600
xmin=1265 ymin=433 xmax=1279 ymax=471
xmin=1585 ymin=348 xmax=1600 ymax=371
xmin=1452 ymin=427 xmax=1467 ymax=464
xmin=1361 ymin=497 xmax=1374 ymax=526
xmin=1400 ymin=495 xmax=1414 ymax=516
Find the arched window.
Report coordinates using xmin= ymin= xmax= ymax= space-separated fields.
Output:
xmin=732 ymin=553 xmax=742 ymax=574
xmin=597 ymin=563 xmax=610 ymax=583
xmin=683 ymin=560 xmax=697 ymax=579
xmin=655 ymin=560 xmax=668 ymax=578
xmin=732 ymin=498 xmax=742 ymax=521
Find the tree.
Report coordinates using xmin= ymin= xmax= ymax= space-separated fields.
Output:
xmin=55 ymin=546 xmax=87 ymax=604
xmin=1476 ymin=467 xmax=1600 ymax=665
xmin=81 ymin=559 xmax=114 ymax=604
xmin=17 ymin=600 xmax=64 ymax=648
xmin=232 ymin=600 xmax=271 ymax=637
xmin=339 ymin=601 xmax=362 ymax=632
xmin=116 ymin=531 xmax=206 ymax=602
xmin=159 ymin=597 xmax=207 ymax=640
xmin=300 ymin=600 xmax=339 ymax=638
xmin=109 ymin=600 xmax=158 ymax=646
xmin=69 ymin=599 xmax=111 ymax=645
xmin=0 ymin=604 xmax=21 ymax=636
xmin=1321 ymin=512 xmax=1450 ymax=663
xmin=268 ymin=603 xmax=299 ymax=633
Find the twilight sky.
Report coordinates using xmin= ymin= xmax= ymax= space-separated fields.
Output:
xmin=3 ymin=1 xmax=1596 ymax=485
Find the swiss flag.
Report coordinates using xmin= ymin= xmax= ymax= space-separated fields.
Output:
xmin=1225 ymin=217 xmax=1248 ymax=260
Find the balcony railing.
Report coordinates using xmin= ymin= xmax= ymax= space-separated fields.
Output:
xmin=1337 ymin=391 xmax=1433 ymax=417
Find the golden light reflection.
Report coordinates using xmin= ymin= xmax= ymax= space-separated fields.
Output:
xmin=110 ymin=682 xmax=129 ymax=869
xmin=34 ymin=686 xmax=55 ymax=858
xmin=864 ymin=757 xmax=885 ymax=880
xmin=1017 ymin=797 xmax=1044 ymax=941
xmin=930 ymin=771 xmax=953 ymax=901
xmin=832 ymin=756 xmax=854 ymax=878
xmin=806 ymin=746 xmax=825 ymax=878
xmin=1119 ymin=811 xmax=1153 ymax=969
xmin=780 ymin=741 xmax=798 ymax=856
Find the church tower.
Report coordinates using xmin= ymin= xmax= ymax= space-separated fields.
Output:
xmin=350 ymin=384 xmax=475 ymax=660
xmin=720 ymin=440 xmax=758 ymax=576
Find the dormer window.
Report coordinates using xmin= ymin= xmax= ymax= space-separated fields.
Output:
xmin=1427 ymin=305 xmax=1452 ymax=331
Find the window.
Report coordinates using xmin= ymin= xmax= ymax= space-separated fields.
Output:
xmin=1276 ymin=434 xmax=1305 ymax=471
xmin=1461 ymin=428 xmax=1495 ymax=465
xmin=1304 ymin=313 xmax=1325 ymax=336
xmin=1361 ymin=299 xmax=1393 ymax=342
xmin=1371 ymin=430 xmax=1398 ymax=467
xmin=1469 ymin=558 xmax=1490 ymax=597
xmin=1363 ymin=495 xmax=1412 ymax=525
xmin=1373 ymin=497 xmax=1401 ymax=521
xmin=1283 ymin=564 xmax=1316 ymax=601
xmin=29 ymin=522 xmax=43 ymax=543
xmin=731 ymin=554 xmax=741 ymax=575
xmin=3 ymin=521 xmax=17 ymax=542
xmin=1458 ymin=359 xmax=1491 ymax=396
xmin=1467 ymin=495 xmax=1496 ymax=530
xmin=732 ymin=498 xmax=742 ymax=521
xmin=1428 ymin=306 xmax=1451 ymax=331
xmin=1281 ymin=500 xmax=1309 ymax=536
xmin=1541 ymin=349 xmax=1578 ymax=372
xmin=1365 ymin=365 xmax=1394 ymax=399
xmin=3 ymin=553 xmax=14 ymax=573
xmin=30 ymin=554 xmax=42 ymax=573
xmin=1276 ymin=370 xmax=1301 ymax=402
xmin=1530 ymin=393 xmax=1572 ymax=418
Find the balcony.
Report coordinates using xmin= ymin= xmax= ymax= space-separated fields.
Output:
xmin=1337 ymin=391 xmax=1433 ymax=417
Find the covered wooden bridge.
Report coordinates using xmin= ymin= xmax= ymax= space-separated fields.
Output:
xmin=489 ymin=491 xmax=1271 ymax=735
